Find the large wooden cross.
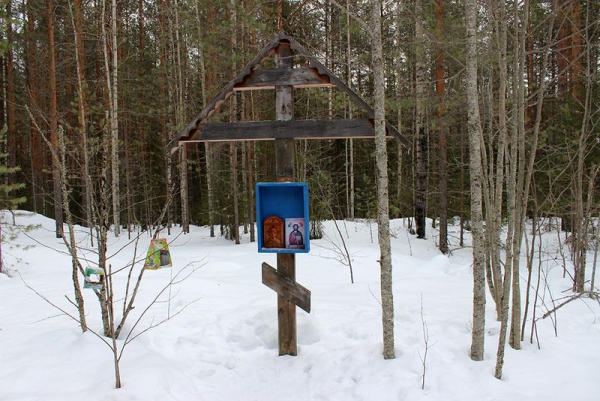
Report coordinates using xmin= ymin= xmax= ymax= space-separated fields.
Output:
xmin=272 ymin=40 xmax=302 ymax=356
xmin=170 ymin=32 xmax=410 ymax=356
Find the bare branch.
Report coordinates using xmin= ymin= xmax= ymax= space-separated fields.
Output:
xmin=541 ymin=292 xmax=585 ymax=320
xmin=21 ymin=274 xmax=111 ymax=349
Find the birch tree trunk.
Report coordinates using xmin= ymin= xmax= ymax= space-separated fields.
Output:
xmin=496 ymin=3 xmax=515 ymax=361
xmin=58 ymin=126 xmax=88 ymax=333
xmin=466 ymin=0 xmax=486 ymax=361
xmin=111 ymin=0 xmax=120 ymax=235
xmin=578 ymin=2 xmax=598 ymax=297
xmin=508 ymin=0 xmax=529 ymax=350
xmin=510 ymin=0 xmax=556 ymax=348
xmin=372 ymin=0 xmax=395 ymax=360
xmin=486 ymin=1 xmax=509 ymax=320
xmin=101 ymin=0 xmax=120 ymax=236
xmin=395 ymin=2 xmax=404 ymax=218
xmin=497 ymin=1 xmax=527 ymax=374
xmin=496 ymin=1 xmax=556 ymax=377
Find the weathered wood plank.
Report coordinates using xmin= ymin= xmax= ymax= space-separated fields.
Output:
xmin=276 ymin=137 xmax=295 ymax=179
xmin=234 ymin=68 xmax=334 ymax=90
xmin=184 ymin=119 xmax=383 ymax=141
xmin=274 ymin=254 xmax=297 ymax=356
xmin=275 ymin=42 xmax=298 ymax=357
xmin=262 ymin=262 xmax=311 ymax=314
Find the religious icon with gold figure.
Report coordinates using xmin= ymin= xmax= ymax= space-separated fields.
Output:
xmin=263 ymin=216 xmax=284 ymax=248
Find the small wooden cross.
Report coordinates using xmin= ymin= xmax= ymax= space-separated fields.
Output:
xmin=262 ymin=260 xmax=311 ymax=356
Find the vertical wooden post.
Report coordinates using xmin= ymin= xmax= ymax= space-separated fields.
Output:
xmin=275 ymin=40 xmax=297 ymax=356
xmin=276 ymin=253 xmax=296 ymax=355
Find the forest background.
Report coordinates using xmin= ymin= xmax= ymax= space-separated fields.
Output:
xmin=0 ymin=0 xmax=599 ymax=312
xmin=1 ymin=0 xmax=598 ymax=245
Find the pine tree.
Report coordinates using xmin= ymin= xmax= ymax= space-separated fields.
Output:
xmin=0 ymin=127 xmax=25 ymax=212
xmin=0 ymin=125 xmax=26 ymax=275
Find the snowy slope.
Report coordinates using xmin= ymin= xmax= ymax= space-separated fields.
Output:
xmin=0 ymin=212 xmax=598 ymax=401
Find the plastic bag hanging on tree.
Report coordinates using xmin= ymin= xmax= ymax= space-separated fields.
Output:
xmin=84 ymin=267 xmax=105 ymax=290
xmin=144 ymin=238 xmax=172 ymax=270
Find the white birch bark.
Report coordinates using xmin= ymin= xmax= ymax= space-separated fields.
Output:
xmin=110 ymin=0 xmax=120 ymax=236
xmin=508 ymin=0 xmax=528 ymax=350
xmin=466 ymin=0 xmax=486 ymax=361
xmin=372 ymin=0 xmax=395 ymax=360
xmin=493 ymin=1 xmax=514 ymax=378
xmin=101 ymin=0 xmax=120 ymax=236
xmin=395 ymin=2 xmax=403 ymax=219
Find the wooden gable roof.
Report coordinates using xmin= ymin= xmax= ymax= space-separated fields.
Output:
xmin=169 ymin=31 xmax=410 ymax=152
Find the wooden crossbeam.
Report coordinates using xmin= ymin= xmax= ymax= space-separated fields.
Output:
xmin=179 ymin=119 xmax=388 ymax=142
xmin=234 ymin=68 xmax=334 ymax=90
xmin=262 ymin=262 xmax=311 ymax=313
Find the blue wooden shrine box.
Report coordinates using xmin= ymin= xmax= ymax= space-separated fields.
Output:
xmin=256 ymin=182 xmax=310 ymax=253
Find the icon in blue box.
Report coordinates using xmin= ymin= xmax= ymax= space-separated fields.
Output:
xmin=256 ymin=182 xmax=310 ymax=253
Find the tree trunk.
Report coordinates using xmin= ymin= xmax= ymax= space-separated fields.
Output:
xmin=569 ymin=0 xmax=582 ymax=103
xmin=6 ymin=0 xmax=16 ymax=173
xmin=496 ymin=0 xmax=521 ymax=360
xmin=436 ymin=0 xmax=447 ymax=253
xmin=174 ymin=0 xmax=189 ymax=233
xmin=48 ymin=0 xmax=63 ymax=238
xmin=395 ymin=3 xmax=404 ymax=219
xmin=466 ymin=0 xmax=486 ymax=361
xmin=157 ymin=0 xmax=172 ymax=233
xmin=97 ymin=105 xmax=113 ymax=337
xmin=556 ymin=0 xmax=569 ymax=96
xmin=180 ymin=146 xmax=190 ymax=232
xmin=202 ymin=4 xmax=217 ymax=237
xmin=58 ymin=126 xmax=88 ymax=333
xmin=247 ymin=141 xmax=255 ymax=242
xmin=27 ymin=0 xmax=43 ymax=214
xmin=229 ymin=0 xmax=240 ymax=243
xmin=72 ymin=0 xmax=93 ymax=234
xmin=508 ymin=0 xmax=529 ymax=350
xmin=372 ymin=0 xmax=395 ymax=360
xmin=414 ymin=0 xmax=427 ymax=239
xmin=346 ymin=0 xmax=355 ymax=220
xmin=230 ymin=142 xmax=240 ymax=243
xmin=485 ymin=1 xmax=509 ymax=321
xmin=101 ymin=0 xmax=120 ymax=236
xmin=111 ymin=0 xmax=120 ymax=236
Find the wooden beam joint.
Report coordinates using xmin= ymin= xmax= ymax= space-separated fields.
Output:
xmin=262 ymin=262 xmax=311 ymax=313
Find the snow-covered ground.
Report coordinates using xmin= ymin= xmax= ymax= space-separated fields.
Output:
xmin=0 ymin=212 xmax=598 ymax=401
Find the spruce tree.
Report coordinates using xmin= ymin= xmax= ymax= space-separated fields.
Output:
xmin=0 ymin=125 xmax=26 ymax=274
